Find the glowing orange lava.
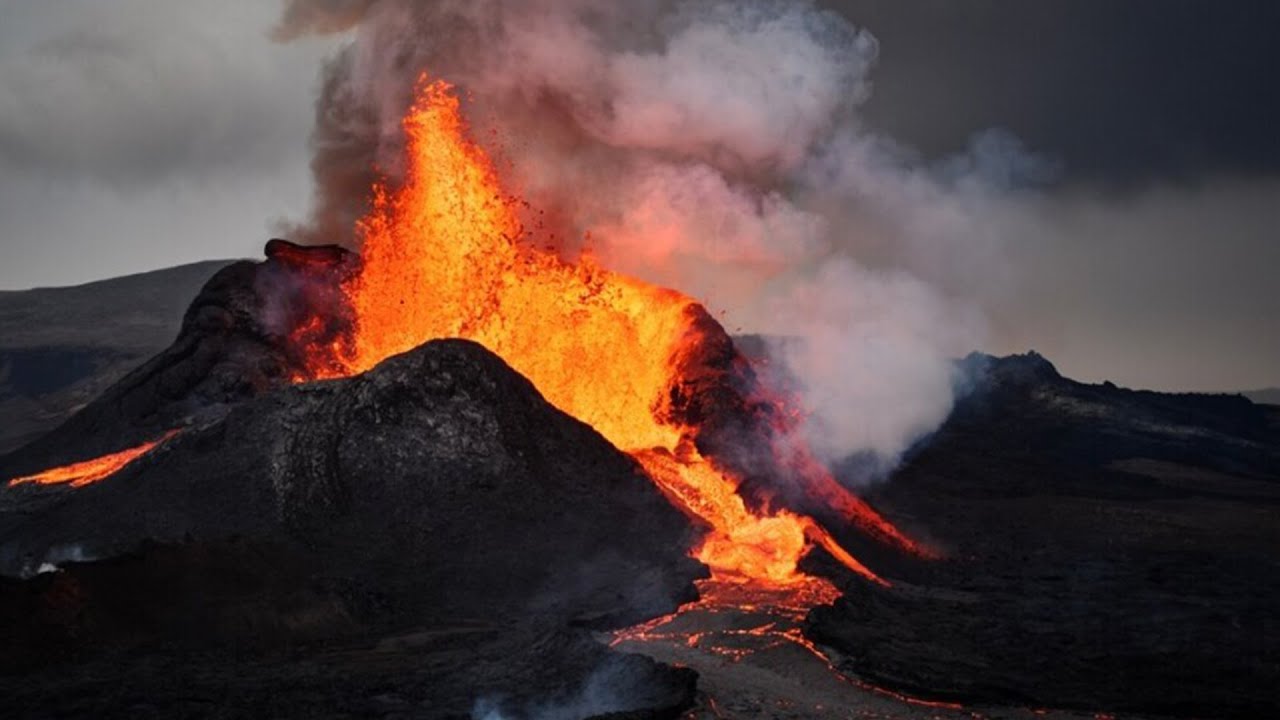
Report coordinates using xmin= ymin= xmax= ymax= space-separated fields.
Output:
xmin=610 ymin=577 xmax=968 ymax=712
xmin=300 ymin=76 xmax=921 ymax=588
xmin=7 ymin=430 xmax=180 ymax=489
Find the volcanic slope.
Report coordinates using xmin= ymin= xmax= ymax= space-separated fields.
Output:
xmin=0 ymin=246 xmax=346 ymax=477
xmin=0 ymin=335 xmax=705 ymax=718
xmin=0 ymin=260 xmax=234 ymax=453
xmin=810 ymin=352 xmax=1280 ymax=718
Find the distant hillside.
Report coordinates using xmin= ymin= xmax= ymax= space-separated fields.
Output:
xmin=0 ymin=261 xmax=235 ymax=452
xmin=1243 ymin=388 xmax=1280 ymax=405
xmin=815 ymin=350 xmax=1280 ymax=716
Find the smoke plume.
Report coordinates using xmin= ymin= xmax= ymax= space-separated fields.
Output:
xmin=275 ymin=0 xmax=1045 ymax=473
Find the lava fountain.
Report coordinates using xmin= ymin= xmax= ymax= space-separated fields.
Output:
xmin=296 ymin=76 xmax=924 ymax=588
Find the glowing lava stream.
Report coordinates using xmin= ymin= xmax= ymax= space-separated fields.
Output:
xmin=6 ymin=430 xmax=181 ymax=489
xmin=610 ymin=577 xmax=969 ymax=714
xmin=298 ymin=76 xmax=921 ymax=589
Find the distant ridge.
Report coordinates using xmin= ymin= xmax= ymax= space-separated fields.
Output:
xmin=0 ymin=260 xmax=237 ymax=452
xmin=1242 ymin=388 xmax=1280 ymax=405
xmin=0 ymin=260 xmax=239 ymax=347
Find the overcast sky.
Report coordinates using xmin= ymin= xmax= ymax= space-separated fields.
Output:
xmin=0 ymin=1 xmax=334 ymax=287
xmin=0 ymin=0 xmax=1276 ymax=392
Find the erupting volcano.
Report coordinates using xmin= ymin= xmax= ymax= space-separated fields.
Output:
xmin=3 ymin=1 xmax=1276 ymax=716
xmin=291 ymin=76 xmax=925 ymax=589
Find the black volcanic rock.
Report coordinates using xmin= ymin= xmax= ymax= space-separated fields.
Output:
xmin=809 ymin=352 xmax=1280 ymax=718
xmin=0 ymin=339 xmax=704 ymax=718
xmin=0 ymin=244 xmax=722 ymax=716
xmin=0 ymin=339 xmax=703 ymax=619
xmin=0 ymin=260 xmax=235 ymax=453
xmin=0 ymin=245 xmax=356 ymax=479
xmin=0 ymin=540 xmax=697 ymax=720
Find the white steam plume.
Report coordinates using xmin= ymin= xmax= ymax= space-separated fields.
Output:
xmin=275 ymin=0 xmax=1045 ymax=475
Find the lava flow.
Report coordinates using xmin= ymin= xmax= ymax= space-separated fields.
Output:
xmin=609 ymin=577 xmax=971 ymax=717
xmin=295 ymin=75 xmax=923 ymax=589
xmin=6 ymin=430 xmax=180 ymax=489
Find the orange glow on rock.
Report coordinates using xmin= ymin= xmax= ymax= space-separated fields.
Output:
xmin=299 ymin=76 xmax=922 ymax=588
xmin=7 ymin=430 xmax=180 ymax=489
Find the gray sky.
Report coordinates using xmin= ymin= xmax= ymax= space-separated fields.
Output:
xmin=0 ymin=0 xmax=1275 ymax=392
xmin=0 ymin=1 xmax=334 ymax=287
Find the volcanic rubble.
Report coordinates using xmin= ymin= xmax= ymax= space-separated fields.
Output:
xmin=0 ymin=243 xmax=705 ymax=719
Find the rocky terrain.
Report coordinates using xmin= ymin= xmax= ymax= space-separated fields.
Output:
xmin=0 ymin=242 xmax=360 ymax=476
xmin=0 ymin=260 xmax=235 ymax=454
xmin=0 ymin=252 xmax=705 ymax=719
xmin=0 ymin=339 xmax=705 ymax=718
xmin=1 ymin=256 xmax=1276 ymax=718
xmin=812 ymin=352 xmax=1280 ymax=718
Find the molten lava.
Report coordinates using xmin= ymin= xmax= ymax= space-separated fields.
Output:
xmin=610 ymin=578 xmax=968 ymax=714
xmin=298 ymin=76 xmax=921 ymax=588
xmin=7 ymin=430 xmax=180 ymax=489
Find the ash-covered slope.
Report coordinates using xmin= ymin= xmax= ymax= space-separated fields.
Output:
xmin=0 ymin=338 xmax=703 ymax=616
xmin=0 ymin=245 xmax=706 ymax=717
xmin=811 ymin=352 xmax=1280 ymax=718
xmin=0 ymin=243 xmax=351 ymax=478
xmin=0 ymin=261 xmax=234 ymax=453
xmin=0 ymin=338 xmax=703 ymax=717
